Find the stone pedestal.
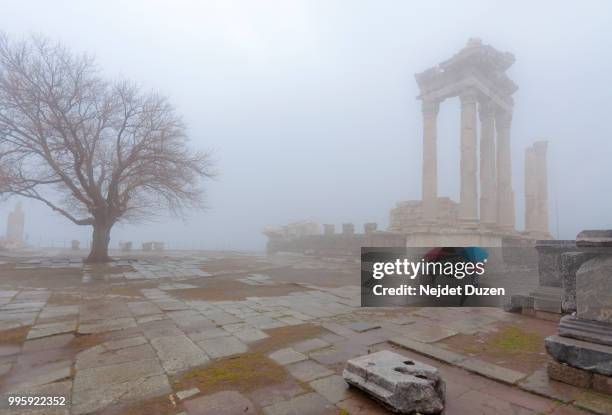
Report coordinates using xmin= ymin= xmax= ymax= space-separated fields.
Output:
xmin=545 ymin=230 xmax=612 ymax=393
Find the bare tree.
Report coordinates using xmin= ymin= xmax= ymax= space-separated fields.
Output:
xmin=0 ymin=34 xmax=214 ymax=262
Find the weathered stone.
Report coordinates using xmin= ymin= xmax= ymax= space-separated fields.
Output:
xmin=342 ymin=350 xmax=445 ymax=414
xmin=559 ymin=315 xmax=612 ymax=347
xmin=561 ymin=251 xmax=596 ymax=313
xmin=593 ymin=373 xmax=612 ymax=395
xmin=292 ymin=338 xmax=330 ymax=353
xmin=576 ymin=230 xmax=612 ymax=247
xmin=309 ymin=375 xmax=350 ymax=403
xmin=150 ymin=335 xmax=209 ymax=374
xmin=529 ymin=286 xmax=562 ymax=314
xmin=262 ymin=392 xmax=335 ymax=415
xmin=176 ymin=387 xmax=199 ymax=400
xmin=576 ymin=255 xmax=612 ymax=323
xmin=268 ymin=348 xmax=307 ymax=365
xmin=545 ymin=335 xmax=612 ymax=376
xmin=547 ymin=360 xmax=592 ymax=388
xmin=535 ymin=240 xmax=576 ymax=287
xmin=184 ymin=391 xmax=256 ymax=415
xmin=197 ymin=335 xmax=247 ymax=359
xmin=27 ymin=321 xmax=77 ymax=339
xmin=459 ymin=358 xmax=526 ymax=384
xmin=286 ymin=360 xmax=334 ymax=382
xmin=346 ymin=322 xmax=381 ymax=333
xmin=504 ymin=294 xmax=534 ymax=312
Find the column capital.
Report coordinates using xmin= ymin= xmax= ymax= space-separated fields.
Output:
xmin=459 ymin=90 xmax=479 ymax=105
xmin=421 ymin=99 xmax=440 ymax=115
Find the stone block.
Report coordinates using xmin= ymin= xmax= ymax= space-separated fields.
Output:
xmin=593 ymin=373 xmax=612 ymax=395
xmin=559 ymin=315 xmax=612 ymax=347
xmin=529 ymin=286 xmax=562 ymax=314
xmin=547 ymin=360 xmax=592 ymax=388
xmin=535 ymin=240 xmax=576 ymax=287
xmin=342 ymin=350 xmax=445 ymax=414
xmin=504 ymin=294 xmax=534 ymax=312
xmin=561 ymin=251 xmax=596 ymax=313
xmin=545 ymin=335 xmax=612 ymax=376
xmin=576 ymin=255 xmax=612 ymax=323
xmin=576 ymin=230 xmax=612 ymax=247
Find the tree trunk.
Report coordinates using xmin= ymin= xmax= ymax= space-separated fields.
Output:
xmin=86 ymin=222 xmax=112 ymax=263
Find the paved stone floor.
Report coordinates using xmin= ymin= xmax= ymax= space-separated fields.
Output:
xmin=0 ymin=250 xmax=609 ymax=414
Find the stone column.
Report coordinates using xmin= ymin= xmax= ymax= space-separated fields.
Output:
xmin=524 ymin=145 xmax=536 ymax=233
xmin=459 ymin=92 xmax=478 ymax=224
xmin=534 ymin=141 xmax=549 ymax=236
xmin=495 ymin=108 xmax=515 ymax=231
xmin=479 ymin=100 xmax=497 ymax=226
xmin=524 ymin=141 xmax=549 ymax=237
xmin=421 ymin=99 xmax=439 ymax=222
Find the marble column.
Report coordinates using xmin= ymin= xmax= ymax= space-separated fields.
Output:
xmin=459 ymin=92 xmax=478 ymax=224
xmin=495 ymin=108 xmax=515 ymax=231
xmin=479 ymin=100 xmax=497 ymax=226
xmin=524 ymin=145 xmax=537 ymax=233
xmin=421 ymin=99 xmax=439 ymax=222
xmin=533 ymin=141 xmax=549 ymax=236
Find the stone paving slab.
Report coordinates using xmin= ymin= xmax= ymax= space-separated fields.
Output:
xmin=292 ymin=338 xmax=330 ymax=353
xmin=150 ymin=335 xmax=209 ymax=374
xmin=184 ymin=390 xmax=256 ymax=415
xmin=285 ymin=359 xmax=334 ymax=382
xmin=197 ymin=336 xmax=248 ymax=359
xmin=268 ymin=348 xmax=307 ymax=365
xmin=78 ymin=317 xmax=137 ymax=334
xmin=27 ymin=321 xmax=77 ymax=339
xmin=262 ymin=392 xmax=337 ymax=415
xmin=309 ymin=375 xmax=350 ymax=403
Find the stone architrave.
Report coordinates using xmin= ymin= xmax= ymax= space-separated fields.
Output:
xmin=495 ymin=109 xmax=515 ymax=231
xmin=421 ymin=100 xmax=439 ymax=223
xmin=479 ymin=100 xmax=497 ymax=226
xmin=459 ymin=92 xmax=478 ymax=225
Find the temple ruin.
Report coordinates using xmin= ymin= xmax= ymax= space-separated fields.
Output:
xmin=1 ymin=202 xmax=25 ymax=249
xmin=266 ymin=39 xmax=552 ymax=255
xmin=389 ymin=38 xmax=551 ymax=246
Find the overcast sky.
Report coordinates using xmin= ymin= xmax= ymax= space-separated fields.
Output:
xmin=1 ymin=0 xmax=611 ymax=251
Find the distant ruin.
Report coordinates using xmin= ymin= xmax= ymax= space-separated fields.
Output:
xmin=0 ymin=202 xmax=25 ymax=249
xmin=266 ymin=39 xmax=552 ymax=255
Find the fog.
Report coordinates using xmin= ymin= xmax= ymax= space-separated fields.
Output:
xmin=1 ymin=0 xmax=611 ymax=251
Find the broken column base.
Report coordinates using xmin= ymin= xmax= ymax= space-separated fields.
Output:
xmin=342 ymin=350 xmax=445 ymax=414
xmin=545 ymin=335 xmax=612 ymax=395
